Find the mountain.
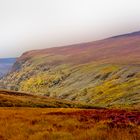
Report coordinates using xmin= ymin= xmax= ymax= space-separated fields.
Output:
xmin=0 ymin=58 xmax=16 ymax=78
xmin=1 ymin=31 xmax=140 ymax=108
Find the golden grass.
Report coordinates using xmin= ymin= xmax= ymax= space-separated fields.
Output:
xmin=0 ymin=108 xmax=139 ymax=140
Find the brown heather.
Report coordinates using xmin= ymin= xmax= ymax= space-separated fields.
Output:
xmin=0 ymin=108 xmax=139 ymax=140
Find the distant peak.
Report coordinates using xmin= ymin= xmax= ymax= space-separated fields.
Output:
xmin=110 ymin=31 xmax=140 ymax=39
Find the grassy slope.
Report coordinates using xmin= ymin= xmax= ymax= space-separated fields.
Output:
xmin=1 ymin=32 xmax=140 ymax=108
xmin=0 ymin=89 xmax=100 ymax=108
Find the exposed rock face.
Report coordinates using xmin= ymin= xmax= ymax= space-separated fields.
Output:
xmin=1 ymin=31 xmax=140 ymax=107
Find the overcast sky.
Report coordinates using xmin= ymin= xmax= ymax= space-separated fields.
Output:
xmin=0 ymin=0 xmax=140 ymax=58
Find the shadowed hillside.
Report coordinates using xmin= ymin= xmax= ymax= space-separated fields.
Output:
xmin=0 ymin=89 xmax=98 ymax=108
xmin=1 ymin=31 xmax=140 ymax=108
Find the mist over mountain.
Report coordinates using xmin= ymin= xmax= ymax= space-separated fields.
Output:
xmin=0 ymin=58 xmax=16 ymax=78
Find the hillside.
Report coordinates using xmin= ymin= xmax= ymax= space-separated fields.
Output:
xmin=1 ymin=31 xmax=140 ymax=108
xmin=0 ymin=58 xmax=16 ymax=78
xmin=0 ymin=89 xmax=98 ymax=108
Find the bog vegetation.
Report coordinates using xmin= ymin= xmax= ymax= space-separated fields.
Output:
xmin=0 ymin=108 xmax=139 ymax=140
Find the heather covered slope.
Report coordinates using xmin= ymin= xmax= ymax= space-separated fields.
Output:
xmin=1 ymin=31 xmax=140 ymax=107
xmin=0 ymin=89 xmax=96 ymax=108
xmin=0 ymin=108 xmax=139 ymax=140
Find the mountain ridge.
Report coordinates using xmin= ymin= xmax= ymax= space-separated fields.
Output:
xmin=1 ymin=31 xmax=140 ymax=108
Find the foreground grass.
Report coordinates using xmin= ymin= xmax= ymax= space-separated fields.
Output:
xmin=0 ymin=108 xmax=139 ymax=140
